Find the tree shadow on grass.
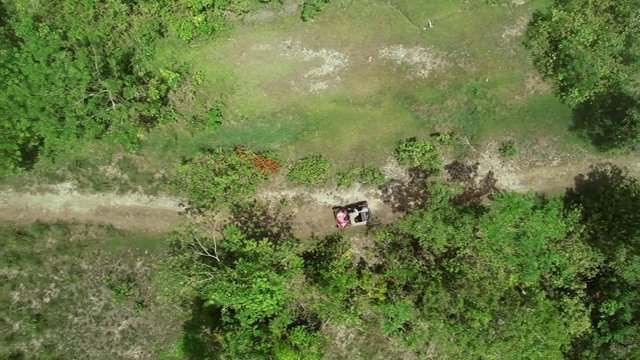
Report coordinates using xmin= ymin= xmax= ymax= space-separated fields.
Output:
xmin=570 ymin=89 xmax=640 ymax=151
xmin=379 ymin=169 xmax=430 ymax=213
xmin=229 ymin=200 xmax=294 ymax=241
xmin=564 ymin=163 xmax=640 ymax=256
xmin=180 ymin=298 xmax=223 ymax=360
xmin=444 ymin=161 xmax=499 ymax=206
xmin=379 ymin=162 xmax=500 ymax=213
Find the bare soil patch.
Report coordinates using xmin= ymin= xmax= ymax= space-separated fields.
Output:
xmin=523 ymin=72 xmax=552 ymax=95
xmin=378 ymin=45 xmax=449 ymax=79
xmin=255 ymin=177 xmax=397 ymax=237
xmin=279 ymin=40 xmax=351 ymax=93
xmin=473 ymin=141 xmax=640 ymax=193
xmin=501 ymin=15 xmax=529 ymax=41
xmin=243 ymin=39 xmax=351 ymax=95
xmin=236 ymin=37 xmax=451 ymax=98
xmin=475 ymin=143 xmax=526 ymax=191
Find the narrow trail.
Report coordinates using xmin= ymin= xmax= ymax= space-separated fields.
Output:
xmin=474 ymin=147 xmax=640 ymax=194
xmin=1 ymin=155 xmax=638 ymax=234
xmin=518 ymin=161 xmax=640 ymax=193
xmin=0 ymin=183 xmax=183 ymax=233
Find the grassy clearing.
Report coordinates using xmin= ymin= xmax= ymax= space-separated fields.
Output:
xmin=0 ymin=0 xmax=587 ymax=192
xmin=0 ymin=221 xmax=181 ymax=360
xmin=149 ymin=0 xmax=579 ymax=169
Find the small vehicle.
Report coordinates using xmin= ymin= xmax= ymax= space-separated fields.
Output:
xmin=333 ymin=201 xmax=372 ymax=228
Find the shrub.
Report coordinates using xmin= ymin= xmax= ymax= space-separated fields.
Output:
xmin=359 ymin=167 xmax=389 ymax=186
xmin=337 ymin=168 xmax=359 ymax=189
xmin=499 ymin=140 xmax=518 ymax=158
xmin=301 ymin=0 xmax=331 ymax=21
xmin=287 ymin=155 xmax=331 ymax=187
xmin=432 ymin=132 xmax=453 ymax=145
xmin=176 ymin=146 xmax=275 ymax=210
xmin=337 ymin=166 xmax=389 ymax=188
xmin=394 ymin=137 xmax=442 ymax=175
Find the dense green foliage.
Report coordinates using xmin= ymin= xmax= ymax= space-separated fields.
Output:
xmin=0 ymin=0 xmax=276 ymax=176
xmin=394 ymin=137 xmax=442 ymax=175
xmin=373 ymin=186 xmax=597 ymax=357
xmin=524 ymin=0 xmax=640 ymax=150
xmin=0 ymin=0 xmax=175 ymax=175
xmin=168 ymin=222 xmax=324 ymax=359
xmin=565 ymin=164 xmax=640 ymax=359
xmin=287 ymin=155 xmax=331 ymax=187
xmin=169 ymin=165 xmax=640 ymax=359
xmin=301 ymin=0 xmax=331 ymax=21
xmin=524 ymin=0 xmax=639 ymax=106
xmin=175 ymin=147 xmax=273 ymax=210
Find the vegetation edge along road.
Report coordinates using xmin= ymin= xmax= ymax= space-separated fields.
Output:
xmin=2 ymin=155 xmax=638 ymax=234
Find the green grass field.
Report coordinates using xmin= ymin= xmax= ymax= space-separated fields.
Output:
xmin=144 ymin=0 xmax=577 ymax=169
xmin=2 ymin=0 xmax=585 ymax=192
xmin=0 ymin=221 xmax=182 ymax=360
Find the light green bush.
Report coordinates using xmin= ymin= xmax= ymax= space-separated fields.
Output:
xmin=287 ymin=155 xmax=331 ymax=187
xmin=394 ymin=137 xmax=442 ymax=175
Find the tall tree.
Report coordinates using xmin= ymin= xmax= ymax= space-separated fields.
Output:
xmin=565 ymin=164 xmax=640 ymax=359
xmin=524 ymin=0 xmax=640 ymax=107
xmin=0 ymin=0 xmax=185 ymax=175
xmin=374 ymin=185 xmax=599 ymax=358
xmin=168 ymin=221 xmax=323 ymax=359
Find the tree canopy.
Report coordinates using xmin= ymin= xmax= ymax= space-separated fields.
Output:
xmin=0 ymin=0 xmax=273 ymax=176
xmin=168 ymin=166 xmax=640 ymax=359
xmin=524 ymin=0 xmax=640 ymax=106
xmin=524 ymin=0 xmax=640 ymax=150
xmin=0 ymin=1 xmax=176 ymax=175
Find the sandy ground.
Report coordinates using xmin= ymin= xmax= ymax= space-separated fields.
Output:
xmin=474 ymin=142 xmax=640 ymax=193
xmin=0 ymin=183 xmax=183 ymax=233
xmin=254 ymin=178 xmax=398 ymax=237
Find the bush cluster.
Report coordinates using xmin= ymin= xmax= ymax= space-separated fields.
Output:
xmin=337 ymin=166 xmax=389 ymax=188
xmin=394 ymin=137 xmax=442 ymax=175
xmin=176 ymin=147 xmax=278 ymax=209
xmin=287 ymin=155 xmax=331 ymax=187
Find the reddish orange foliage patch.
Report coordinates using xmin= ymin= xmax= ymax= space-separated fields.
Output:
xmin=235 ymin=146 xmax=280 ymax=175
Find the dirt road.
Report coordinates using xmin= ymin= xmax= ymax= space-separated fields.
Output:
xmin=474 ymin=146 xmax=640 ymax=193
xmin=0 ymin=183 xmax=183 ymax=233
xmin=0 ymin=180 xmax=394 ymax=236
xmin=1 ymin=154 xmax=638 ymax=234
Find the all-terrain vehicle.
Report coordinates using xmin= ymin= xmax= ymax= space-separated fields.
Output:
xmin=333 ymin=201 xmax=372 ymax=228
